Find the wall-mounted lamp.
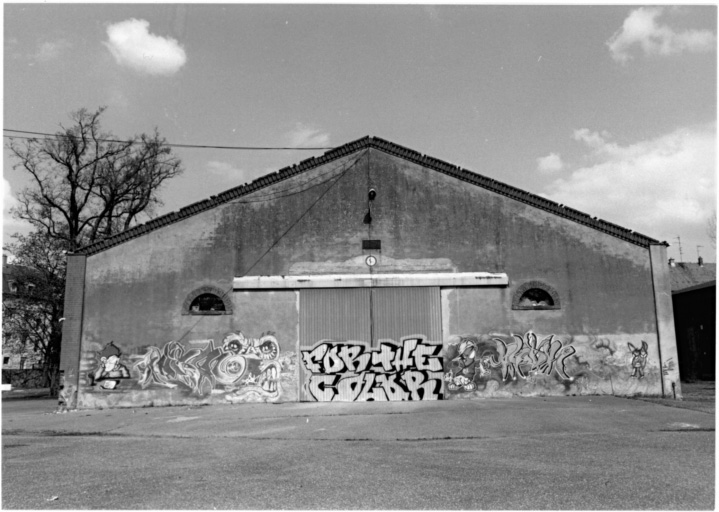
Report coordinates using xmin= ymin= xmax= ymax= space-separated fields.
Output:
xmin=364 ymin=188 xmax=376 ymax=224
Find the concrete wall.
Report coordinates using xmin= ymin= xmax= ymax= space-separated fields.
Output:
xmin=73 ymin=148 xmax=666 ymax=408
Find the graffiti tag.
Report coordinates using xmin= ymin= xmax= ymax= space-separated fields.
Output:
xmin=301 ymin=337 xmax=443 ymax=402
xmin=662 ymin=357 xmax=675 ymax=377
xmin=492 ymin=331 xmax=576 ymax=381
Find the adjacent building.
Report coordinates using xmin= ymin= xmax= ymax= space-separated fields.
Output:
xmin=59 ymin=136 xmax=682 ymax=409
xmin=669 ymin=258 xmax=716 ymax=381
xmin=2 ymin=255 xmax=44 ymax=390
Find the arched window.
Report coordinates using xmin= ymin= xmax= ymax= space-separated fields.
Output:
xmin=512 ymin=281 xmax=561 ymax=310
xmin=190 ymin=293 xmax=226 ymax=313
xmin=182 ymin=286 xmax=232 ymax=315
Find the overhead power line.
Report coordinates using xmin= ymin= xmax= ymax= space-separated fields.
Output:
xmin=3 ymin=128 xmax=334 ymax=151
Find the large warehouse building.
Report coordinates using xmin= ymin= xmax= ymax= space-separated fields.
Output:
xmin=59 ymin=136 xmax=681 ymax=409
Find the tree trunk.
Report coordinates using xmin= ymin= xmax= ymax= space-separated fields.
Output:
xmin=47 ymin=363 xmax=60 ymax=398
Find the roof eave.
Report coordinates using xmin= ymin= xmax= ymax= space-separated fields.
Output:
xmin=74 ymin=135 xmax=661 ymax=256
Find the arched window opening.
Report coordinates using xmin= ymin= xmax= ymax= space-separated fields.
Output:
xmin=190 ymin=293 xmax=226 ymax=313
xmin=512 ymin=281 xmax=560 ymax=310
xmin=518 ymin=288 xmax=554 ymax=307
xmin=182 ymin=285 xmax=233 ymax=315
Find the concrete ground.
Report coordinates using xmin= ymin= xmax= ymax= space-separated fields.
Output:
xmin=632 ymin=381 xmax=715 ymax=414
xmin=2 ymin=386 xmax=715 ymax=510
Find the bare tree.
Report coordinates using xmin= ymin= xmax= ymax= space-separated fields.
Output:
xmin=4 ymin=107 xmax=183 ymax=396
xmin=7 ymin=107 xmax=183 ymax=251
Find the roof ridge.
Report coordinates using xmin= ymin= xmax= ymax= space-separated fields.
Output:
xmin=75 ymin=136 xmax=662 ymax=256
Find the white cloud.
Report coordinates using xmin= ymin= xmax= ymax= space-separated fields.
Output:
xmin=287 ymin=124 xmax=331 ymax=148
xmin=35 ymin=39 xmax=72 ymax=62
xmin=3 ymin=178 xmax=19 ymax=214
xmin=5 ymin=38 xmax=23 ymax=61
xmin=104 ymin=19 xmax=186 ymax=76
xmin=572 ymin=129 xmax=614 ymax=150
xmin=205 ymin=161 xmax=275 ymax=186
xmin=542 ymin=123 xmax=716 ymax=245
xmin=537 ymin=153 xmax=565 ymax=174
xmin=3 ymin=178 xmax=33 ymax=238
xmin=207 ymin=161 xmax=246 ymax=179
xmin=607 ymin=7 xmax=716 ymax=64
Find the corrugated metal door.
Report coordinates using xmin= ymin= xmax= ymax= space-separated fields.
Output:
xmin=371 ymin=287 xmax=441 ymax=345
xmin=299 ymin=288 xmax=371 ymax=345
xmin=299 ymin=287 xmax=442 ymax=401
xmin=299 ymin=288 xmax=371 ymax=401
xmin=299 ymin=287 xmax=441 ymax=346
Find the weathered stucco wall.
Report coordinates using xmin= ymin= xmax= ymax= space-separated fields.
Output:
xmin=75 ymin=148 xmax=665 ymax=408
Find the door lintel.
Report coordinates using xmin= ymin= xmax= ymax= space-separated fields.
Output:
xmin=234 ymin=272 xmax=508 ymax=289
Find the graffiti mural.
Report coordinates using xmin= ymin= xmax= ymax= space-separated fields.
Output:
xmin=444 ymin=336 xmax=499 ymax=392
xmin=444 ymin=331 xmax=577 ymax=395
xmin=493 ymin=331 xmax=576 ymax=381
xmin=300 ymin=337 xmax=443 ymax=401
xmin=628 ymin=341 xmax=648 ymax=379
xmin=443 ymin=332 xmax=665 ymax=397
xmin=131 ymin=332 xmax=286 ymax=400
xmin=88 ymin=342 xmax=131 ymax=390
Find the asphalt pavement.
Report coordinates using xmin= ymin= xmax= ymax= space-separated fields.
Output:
xmin=2 ymin=389 xmax=715 ymax=509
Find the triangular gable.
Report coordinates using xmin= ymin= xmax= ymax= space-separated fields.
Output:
xmin=76 ymin=136 xmax=662 ymax=256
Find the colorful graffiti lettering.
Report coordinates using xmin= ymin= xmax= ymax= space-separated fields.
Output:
xmin=89 ymin=342 xmax=131 ymax=390
xmin=131 ymin=332 xmax=284 ymax=399
xmin=443 ymin=331 xmax=577 ymax=394
xmin=493 ymin=331 xmax=576 ymax=382
xmin=628 ymin=341 xmax=648 ymax=379
xmin=300 ymin=337 xmax=443 ymax=401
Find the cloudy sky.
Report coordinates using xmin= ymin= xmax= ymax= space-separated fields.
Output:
xmin=4 ymin=4 xmax=717 ymax=261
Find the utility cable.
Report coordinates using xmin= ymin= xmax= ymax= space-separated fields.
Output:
xmin=5 ymin=134 xmax=341 ymax=186
xmin=238 ymin=150 xmax=365 ymax=277
xmin=227 ymin=163 xmax=355 ymax=204
xmin=174 ymin=150 xmax=365 ymax=344
xmin=114 ymin=159 xmax=350 ymax=233
xmin=3 ymin=129 xmax=334 ymax=151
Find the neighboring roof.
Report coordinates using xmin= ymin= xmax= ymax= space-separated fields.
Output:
xmin=2 ymin=261 xmax=41 ymax=296
xmin=672 ymin=279 xmax=716 ymax=295
xmin=75 ymin=136 xmax=664 ymax=256
xmin=669 ymin=262 xmax=717 ymax=292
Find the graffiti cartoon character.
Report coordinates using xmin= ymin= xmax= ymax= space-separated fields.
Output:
xmin=132 ymin=332 xmax=284 ymax=401
xmin=90 ymin=342 xmax=130 ymax=390
xmin=445 ymin=338 xmax=480 ymax=392
xmin=628 ymin=341 xmax=648 ymax=379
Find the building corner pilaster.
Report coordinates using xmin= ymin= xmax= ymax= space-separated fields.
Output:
xmin=649 ymin=244 xmax=682 ymax=399
xmin=59 ymin=254 xmax=87 ymax=409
